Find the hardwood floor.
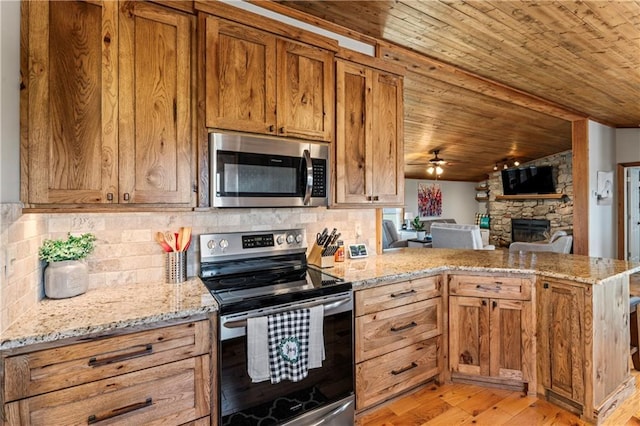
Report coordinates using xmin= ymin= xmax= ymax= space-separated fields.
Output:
xmin=358 ymin=368 xmax=640 ymax=425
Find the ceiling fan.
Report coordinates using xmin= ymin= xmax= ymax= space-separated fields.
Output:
xmin=407 ymin=149 xmax=459 ymax=177
xmin=426 ymin=150 xmax=446 ymax=175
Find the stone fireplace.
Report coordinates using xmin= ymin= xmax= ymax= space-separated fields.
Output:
xmin=483 ymin=150 xmax=573 ymax=247
xmin=511 ymin=219 xmax=551 ymax=242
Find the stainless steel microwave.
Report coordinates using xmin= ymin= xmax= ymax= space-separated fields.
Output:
xmin=210 ymin=132 xmax=329 ymax=208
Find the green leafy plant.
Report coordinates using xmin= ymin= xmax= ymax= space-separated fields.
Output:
xmin=412 ymin=216 xmax=425 ymax=232
xmin=39 ymin=233 xmax=96 ymax=263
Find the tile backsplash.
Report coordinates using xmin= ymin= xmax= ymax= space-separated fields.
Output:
xmin=0 ymin=204 xmax=376 ymax=334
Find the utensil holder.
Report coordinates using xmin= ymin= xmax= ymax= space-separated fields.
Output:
xmin=165 ymin=251 xmax=187 ymax=283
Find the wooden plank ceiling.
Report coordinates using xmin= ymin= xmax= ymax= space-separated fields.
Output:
xmin=270 ymin=0 xmax=640 ymax=182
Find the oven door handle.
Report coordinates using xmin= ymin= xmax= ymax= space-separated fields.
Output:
xmin=222 ymin=295 xmax=351 ymax=329
xmin=302 ymin=149 xmax=313 ymax=205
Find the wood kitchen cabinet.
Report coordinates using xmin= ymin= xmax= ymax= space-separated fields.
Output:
xmin=354 ymin=275 xmax=442 ymax=411
xmin=536 ymin=276 xmax=633 ymax=423
xmin=334 ymin=57 xmax=404 ymax=206
xmin=204 ymin=16 xmax=334 ymax=141
xmin=22 ymin=0 xmax=193 ymax=206
xmin=2 ymin=320 xmax=211 ymax=425
xmin=448 ymin=274 xmax=535 ymax=393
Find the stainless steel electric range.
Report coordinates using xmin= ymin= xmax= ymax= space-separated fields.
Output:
xmin=199 ymin=229 xmax=354 ymax=425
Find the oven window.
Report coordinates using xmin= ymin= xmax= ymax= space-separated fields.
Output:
xmin=219 ymin=310 xmax=353 ymax=425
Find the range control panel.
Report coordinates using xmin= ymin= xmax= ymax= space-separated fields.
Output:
xmin=199 ymin=229 xmax=307 ymax=262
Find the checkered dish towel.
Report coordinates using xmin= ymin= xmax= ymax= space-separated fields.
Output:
xmin=268 ymin=308 xmax=311 ymax=384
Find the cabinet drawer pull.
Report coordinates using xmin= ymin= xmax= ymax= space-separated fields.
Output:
xmin=88 ymin=344 xmax=153 ymax=367
xmin=390 ymin=321 xmax=417 ymax=332
xmin=475 ymin=284 xmax=500 ymax=292
xmin=390 ymin=289 xmax=416 ymax=298
xmin=88 ymin=397 xmax=152 ymax=424
xmin=391 ymin=362 xmax=418 ymax=375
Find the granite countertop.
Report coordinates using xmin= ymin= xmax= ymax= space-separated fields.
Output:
xmin=328 ymin=248 xmax=640 ymax=289
xmin=2 ymin=248 xmax=639 ymax=351
xmin=0 ymin=278 xmax=217 ymax=350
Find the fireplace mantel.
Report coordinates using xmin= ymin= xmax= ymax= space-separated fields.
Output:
xmin=495 ymin=193 xmax=565 ymax=200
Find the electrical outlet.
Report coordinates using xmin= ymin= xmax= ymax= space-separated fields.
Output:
xmin=355 ymin=223 xmax=362 ymax=238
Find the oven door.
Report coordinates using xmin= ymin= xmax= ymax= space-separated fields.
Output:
xmin=218 ymin=292 xmax=354 ymax=425
xmin=211 ymin=132 xmax=328 ymax=208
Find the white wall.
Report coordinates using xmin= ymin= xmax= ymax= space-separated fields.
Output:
xmin=588 ymin=121 xmax=616 ymax=258
xmin=404 ymin=179 xmax=479 ymax=224
xmin=616 ymin=129 xmax=640 ymax=163
xmin=0 ymin=1 xmax=21 ymax=203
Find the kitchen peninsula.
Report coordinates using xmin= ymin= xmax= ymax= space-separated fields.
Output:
xmin=1 ymin=249 xmax=638 ymax=425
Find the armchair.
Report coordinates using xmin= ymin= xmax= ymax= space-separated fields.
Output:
xmin=382 ymin=220 xmax=408 ymax=249
xmin=508 ymin=231 xmax=573 ymax=254
xmin=430 ymin=223 xmax=495 ymax=250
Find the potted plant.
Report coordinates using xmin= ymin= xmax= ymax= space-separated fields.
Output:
xmin=39 ymin=233 xmax=96 ymax=299
xmin=412 ymin=216 xmax=427 ymax=240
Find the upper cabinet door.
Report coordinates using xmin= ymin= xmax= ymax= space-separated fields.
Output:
xmin=371 ymin=71 xmax=404 ymax=205
xmin=335 ymin=59 xmax=404 ymax=206
xmin=205 ymin=17 xmax=277 ymax=134
xmin=335 ymin=60 xmax=372 ymax=204
xmin=277 ymin=40 xmax=334 ymax=141
xmin=26 ymin=0 xmax=119 ymax=204
xmin=119 ymin=1 xmax=193 ymax=204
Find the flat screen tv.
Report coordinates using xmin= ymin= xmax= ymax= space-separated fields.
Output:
xmin=501 ymin=165 xmax=555 ymax=195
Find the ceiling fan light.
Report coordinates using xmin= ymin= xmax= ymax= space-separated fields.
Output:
xmin=503 ymin=163 xmax=508 ymax=170
xmin=514 ymin=160 xmax=520 ymax=166
xmin=493 ymin=163 xmax=498 ymax=171
xmin=436 ymin=166 xmax=443 ymax=175
xmin=427 ymin=166 xmax=435 ymax=174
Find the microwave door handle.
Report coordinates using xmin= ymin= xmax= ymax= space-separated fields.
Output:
xmin=302 ymin=149 xmax=313 ymax=205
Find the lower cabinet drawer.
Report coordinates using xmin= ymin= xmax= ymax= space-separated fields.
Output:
xmin=356 ymin=297 xmax=442 ymax=362
xmin=355 ymin=337 xmax=439 ymax=410
xmin=4 ymin=356 xmax=211 ymax=425
xmin=355 ymin=275 xmax=442 ymax=315
xmin=4 ymin=321 xmax=210 ymax=402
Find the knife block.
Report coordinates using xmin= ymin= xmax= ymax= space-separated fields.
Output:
xmin=308 ymin=243 xmax=335 ymax=268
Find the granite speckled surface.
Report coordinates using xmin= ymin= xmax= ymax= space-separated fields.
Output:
xmin=329 ymin=248 xmax=640 ymax=289
xmin=0 ymin=278 xmax=217 ymax=350
xmin=2 ymin=248 xmax=638 ymax=351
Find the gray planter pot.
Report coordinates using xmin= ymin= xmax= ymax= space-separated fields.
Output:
xmin=44 ymin=260 xmax=88 ymax=299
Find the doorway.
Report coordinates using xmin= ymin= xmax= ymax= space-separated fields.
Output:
xmin=617 ymin=163 xmax=640 ymax=261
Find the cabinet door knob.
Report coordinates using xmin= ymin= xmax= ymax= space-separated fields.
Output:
xmin=373 ymin=195 xmax=379 ymax=201
xmin=123 ymin=193 xmax=130 ymax=202
xmin=543 ymin=282 xmax=549 ymax=289
xmin=106 ymin=193 xmax=114 ymax=202
xmin=279 ymin=127 xmax=285 ymax=133
xmin=268 ymin=125 xmax=275 ymax=132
